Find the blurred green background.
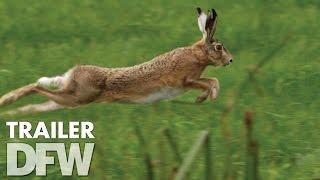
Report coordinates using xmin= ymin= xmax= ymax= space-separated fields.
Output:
xmin=0 ymin=0 xmax=319 ymax=179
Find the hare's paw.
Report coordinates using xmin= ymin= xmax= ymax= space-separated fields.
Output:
xmin=195 ymin=91 xmax=209 ymax=103
xmin=209 ymin=88 xmax=219 ymax=101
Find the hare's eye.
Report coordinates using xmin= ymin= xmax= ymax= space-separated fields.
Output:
xmin=214 ymin=44 xmax=223 ymax=51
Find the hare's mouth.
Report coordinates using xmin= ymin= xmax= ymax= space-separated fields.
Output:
xmin=223 ymin=59 xmax=233 ymax=66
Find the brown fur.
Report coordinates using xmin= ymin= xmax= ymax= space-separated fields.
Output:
xmin=0 ymin=7 xmax=233 ymax=115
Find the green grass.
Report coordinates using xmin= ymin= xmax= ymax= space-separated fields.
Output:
xmin=0 ymin=0 xmax=319 ymax=179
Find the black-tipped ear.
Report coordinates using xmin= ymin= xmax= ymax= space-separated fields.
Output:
xmin=211 ymin=9 xmax=217 ymax=19
xmin=205 ymin=8 xmax=218 ymax=43
xmin=205 ymin=9 xmax=217 ymax=30
xmin=197 ymin=7 xmax=207 ymax=35
xmin=196 ymin=7 xmax=202 ymax=16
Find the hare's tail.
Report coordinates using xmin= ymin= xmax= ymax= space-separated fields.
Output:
xmin=0 ymin=83 xmax=37 ymax=106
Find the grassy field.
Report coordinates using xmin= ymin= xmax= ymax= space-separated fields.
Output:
xmin=0 ymin=0 xmax=319 ymax=179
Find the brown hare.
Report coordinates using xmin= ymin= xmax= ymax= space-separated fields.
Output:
xmin=0 ymin=7 xmax=233 ymax=115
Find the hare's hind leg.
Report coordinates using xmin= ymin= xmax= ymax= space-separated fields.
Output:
xmin=34 ymin=87 xmax=79 ymax=107
xmin=35 ymin=69 xmax=80 ymax=107
xmin=0 ymin=83 xmax=37 ymax=106
xmin=3 ymin=101 xmax=64 ymax=116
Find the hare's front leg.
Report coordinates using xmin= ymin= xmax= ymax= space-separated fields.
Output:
xmin=184 ymin=78 xmax=220 ymax=103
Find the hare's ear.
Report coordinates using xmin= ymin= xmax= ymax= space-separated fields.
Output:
xmin=205 ymin=9 xmax=218 ymax=43
xmin=197 ymin=7 xmax=207 ymax=38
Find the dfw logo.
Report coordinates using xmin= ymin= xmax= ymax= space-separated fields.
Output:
xmin=6 ymin=121 xmax=95 ymax=176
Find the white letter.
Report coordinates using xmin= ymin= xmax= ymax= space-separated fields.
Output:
xmin=19 ymin=122 xmax=32 ymax=138
xmin=69 ymin=122 xmax=79 ymax=138
xmin=7 ymin=143 xmax=36 ymax=176
xmin=34 ymin=122 xmax=50 ymax=138
xmin=51 ymin=122 xmax=57 ymax=138
xmin=58 ymin=143 xmax=94 ymax=176
xmin=36 ymin=143 xmax=56 ymax=175
xmin=6 ymin=122 xmax=18 ymax=138
xmin=58 ymin=122 xmax=68 ymax=138
xmin=81 ymin=122 xmax=94 ymax=138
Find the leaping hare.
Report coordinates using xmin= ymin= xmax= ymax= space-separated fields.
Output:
xmin=0 ymin=7 xmax=233 ymax=115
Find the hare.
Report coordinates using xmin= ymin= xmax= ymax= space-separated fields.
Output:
xmin=0 ymin=7 xmax=233 ymax=115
